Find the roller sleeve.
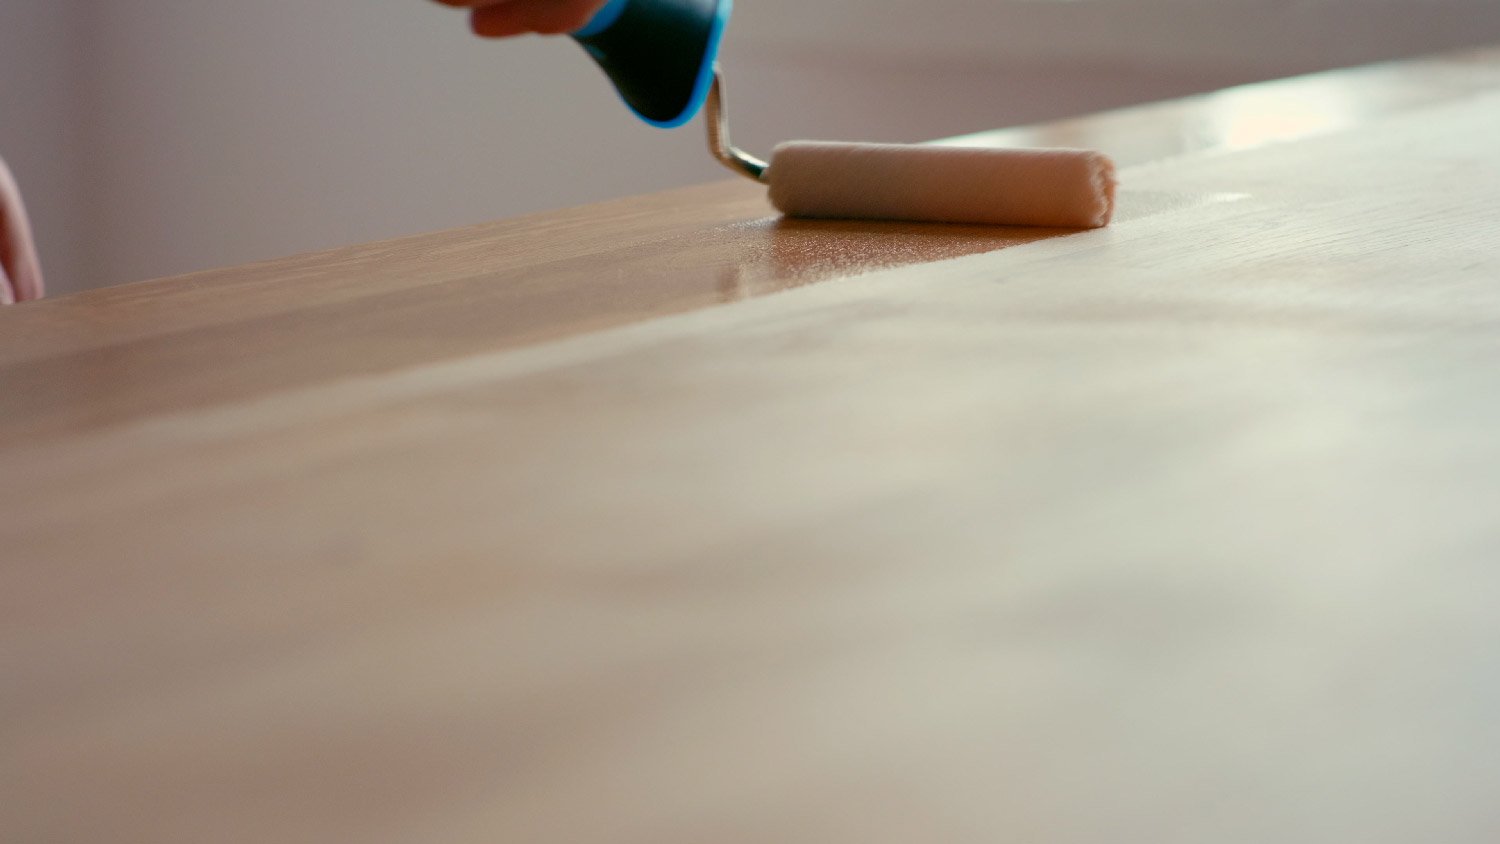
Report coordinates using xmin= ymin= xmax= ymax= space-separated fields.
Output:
xmin=765 ymin=142 xmax=1117 ymax=228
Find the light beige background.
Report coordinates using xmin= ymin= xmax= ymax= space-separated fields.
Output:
xmin=3 ymin=0 xmax=1499 ymax=295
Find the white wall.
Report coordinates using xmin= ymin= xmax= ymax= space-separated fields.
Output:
xmin=6 ymin=0 xmax=1500 ymax=295
xmin=84 ymin=0 xmax=724 ymax=296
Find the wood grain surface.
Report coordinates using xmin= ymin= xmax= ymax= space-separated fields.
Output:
xmin=4 ymin=48 xmax=1500 ymax=844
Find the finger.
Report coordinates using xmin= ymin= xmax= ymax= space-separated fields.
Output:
xmin=468 ymin=3 xmax=529 ymax=37
xmin=533 ymin=0 xmax=611 ymax=34
xmin=471 ymin=0 xmax=606 ymax=37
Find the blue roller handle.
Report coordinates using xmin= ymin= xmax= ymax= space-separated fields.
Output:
xmin=570 ymin=0 xmax=733 ymax=129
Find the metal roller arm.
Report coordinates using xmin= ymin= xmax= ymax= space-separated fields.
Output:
xmin=705 ymin=69 xmax=770 ymax=183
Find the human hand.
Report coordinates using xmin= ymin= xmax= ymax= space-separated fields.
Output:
xmin=433 ymin=0 xmax=611 ymax=38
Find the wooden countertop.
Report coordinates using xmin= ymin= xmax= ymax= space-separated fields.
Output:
xmin=4 ymin=48 xmax=1500 ymax=843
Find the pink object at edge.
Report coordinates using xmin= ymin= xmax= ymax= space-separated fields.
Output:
xmin=1 ymin=153 xmax=45 ymax=303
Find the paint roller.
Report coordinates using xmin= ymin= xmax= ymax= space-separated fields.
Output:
xmin=572 ymin=0 xmax=1116 ymax=228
